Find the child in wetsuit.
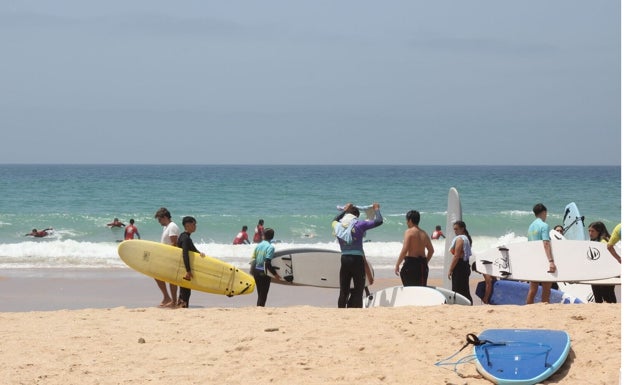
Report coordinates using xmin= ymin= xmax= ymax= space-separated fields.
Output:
xmin=177 ymin=216 xmax=204 ymax=308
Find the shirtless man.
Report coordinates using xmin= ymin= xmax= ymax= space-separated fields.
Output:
xmin=394 ymin=210 xmax=434 ymax=286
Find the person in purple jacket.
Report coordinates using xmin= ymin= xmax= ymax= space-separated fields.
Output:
xmin=332 ymin=202 xmax=383 ymax=308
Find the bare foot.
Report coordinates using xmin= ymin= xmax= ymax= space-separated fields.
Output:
xmin=159 ymin=299 xmax=173 ymax=308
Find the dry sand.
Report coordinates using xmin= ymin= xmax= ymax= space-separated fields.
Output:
xmin=0 ymin=270 xmax=621 ymax=384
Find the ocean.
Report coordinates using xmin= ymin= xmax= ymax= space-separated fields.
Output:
xmin=0 ymin=165 xmax=620 ymax=277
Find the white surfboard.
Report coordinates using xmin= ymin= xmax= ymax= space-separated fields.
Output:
xmin=336 ymin=204 xmax=376 ymax=220
xmin=443 ymin=187 xmax=462 ymax=290
xmin=563 ymin=202 xmax=587 ymax=240
xmin=549 ymin=229 xmax=565 ymax=240
xmin=267 ymin=248 xmax=374 ymax=288
xmin=555 ymin=202 xmax=596 ymax=301
xmin=365 ymin=286 xmax=446 ymax=307
xmin=430 ymin=286 xmax=472 ymax=305
xmin=474 ymin=240 xmax=620 ymax=282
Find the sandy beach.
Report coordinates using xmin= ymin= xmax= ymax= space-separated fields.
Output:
xmin=0 ymin=269 xmax=621 ymax=384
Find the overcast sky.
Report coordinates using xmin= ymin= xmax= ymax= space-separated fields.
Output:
xmin=1 ymin=1 xmax=620 ymax=165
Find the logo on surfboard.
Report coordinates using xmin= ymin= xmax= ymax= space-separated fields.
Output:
xmin=586 ymin=247 xmax=601 ymax=261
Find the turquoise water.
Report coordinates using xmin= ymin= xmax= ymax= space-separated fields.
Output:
xmin=0 ymin=165 xmax=620 ymax=274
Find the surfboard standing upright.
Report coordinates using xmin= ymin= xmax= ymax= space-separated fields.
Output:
xmin=118 ymin=240 xmax=255 ymax=296
xmin=555 ymin=202 xmax=596 ymax=302
xmin=443 ymin=187 xmax=462 ymax=290
xmin=562 ymin=202 xmax=587 ymax=240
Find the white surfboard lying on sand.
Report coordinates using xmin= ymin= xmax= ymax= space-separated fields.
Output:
xmin=474 ymin=240 xmax=620 ymax=282
xmin=443 ymin=187 xmax=462 ymax=291
xmin=365 ymin=286 xmax=446 ymax=307
xmin=267 ymin=248 xmax=374 ymax=288
xmin=430 ymin=286 xmax=471 ymax=305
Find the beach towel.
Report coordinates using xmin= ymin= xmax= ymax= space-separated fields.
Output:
xmin=333 ymin=213 xmax=357 ymax=244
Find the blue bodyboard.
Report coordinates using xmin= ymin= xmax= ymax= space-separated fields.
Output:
xmin=474 ymin=329 xmax=570 ymax=385
xmin=475 ymin=280 xmax=584 ymax=304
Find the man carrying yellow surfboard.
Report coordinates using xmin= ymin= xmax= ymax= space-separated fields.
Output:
xmin=154 ymin=207 xmax=180 ymax=307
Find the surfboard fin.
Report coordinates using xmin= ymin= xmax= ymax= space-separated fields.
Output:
xmin=500 ymin=271 xmax=511 ymax=277
xmin=480 ymin=260 xmax=493 ymax=265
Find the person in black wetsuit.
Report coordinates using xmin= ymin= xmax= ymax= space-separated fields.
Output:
xmin=176 ymin=216 xmax=204 ymax=308
xmin=332 ymin=202 xmax=383 ymax=308
xmin=448 ymin=220 xmax=473 ymax=305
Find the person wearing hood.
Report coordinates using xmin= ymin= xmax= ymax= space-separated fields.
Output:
xmin=332 ymin=202 xmax=383 ymax=308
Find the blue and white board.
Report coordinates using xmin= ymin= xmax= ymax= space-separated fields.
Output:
xmin=562 ymin=202 xmax=586 ymax=241
xmin=443 ymin=187 xmax=462 ymax=290
xmin=365 ymin=286 xmax=446 ymax=307
xmin=474 ymin=329 xmax=571 ymax=385
xmin=475 ymin=280 xmax=585 ymax=305
xmin=267 ymin=248 xmax=374 ymax=288
xmin=474 ymin=240 xmax=620 ymax=282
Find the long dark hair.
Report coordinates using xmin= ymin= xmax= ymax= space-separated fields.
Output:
xmin=453 ymin=220 xmax=472 ymax=245
xmin=588 ymin=221 xmax=610 ymax=242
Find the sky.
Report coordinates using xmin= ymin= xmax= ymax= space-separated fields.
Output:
xmin=0 ymin=1 xmax=620 ymax=165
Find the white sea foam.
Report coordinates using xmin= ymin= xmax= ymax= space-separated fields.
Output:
xmin=0 ymin=233 xmax=529 ymax=272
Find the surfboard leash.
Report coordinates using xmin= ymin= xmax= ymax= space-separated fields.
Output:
xmin=563 ymin=216 xmax=585 ymax=234
xmin=434 ymin=333 xmax=495 ymax=378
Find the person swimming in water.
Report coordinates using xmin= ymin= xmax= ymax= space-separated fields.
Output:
xmin=25 ymin=228 xmax=53 ymax=237
xmin=107 ymin=218 xmax=125 ymax=228
xmin=431 ymin=225 xmax=445 ymax=239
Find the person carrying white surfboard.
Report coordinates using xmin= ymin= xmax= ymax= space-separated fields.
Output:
xmin=526 ymin=203 xmax=557 ymax=304
xmin=332 ymin=202 xmax=383 ymax=308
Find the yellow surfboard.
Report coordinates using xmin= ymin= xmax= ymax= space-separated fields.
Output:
xmin=118 ymin=240 xmax=255 ymax=296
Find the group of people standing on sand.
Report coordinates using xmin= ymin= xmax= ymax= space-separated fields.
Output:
xmin=134 ymin=201 xmax=621 ymax=309
xmin=329 ymin=202 xmax=474 ymax=308
xmin=150 ymin=208 xmax=277 ymax=309
xmin=504 ymin=203 xmax=621 ymax=305
xmin=330 ymin=201 xmax=621 ymax=309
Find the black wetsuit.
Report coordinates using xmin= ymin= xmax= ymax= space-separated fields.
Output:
xmin=451 ymin=259 xmax=473 ymax=304
xmin=177 ymin=231 xmax=198 ymax=307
